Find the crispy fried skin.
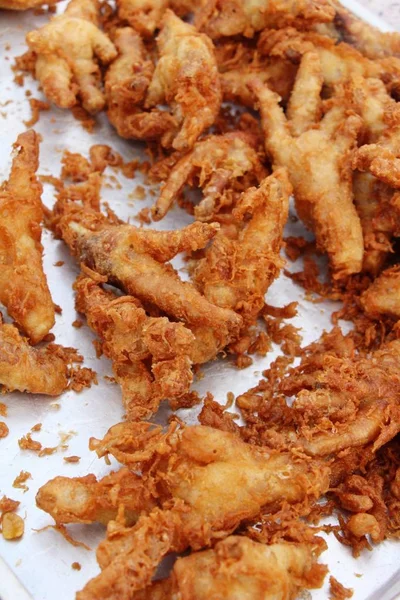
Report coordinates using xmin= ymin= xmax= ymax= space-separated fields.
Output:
xmin=26 ymin=0 xmax=117 ymax=113
xmin=361 ymin=266 xmax=400 ymax=319
xmin=0 ymin=131 xmax=54 ymax=344
xmin=151 ymin=132 xmax=268 ymax=221
xmin=250 ymin=60 xmax=364 ymax=278
xmin=0 ymin=316 xmax=67 ymax=395
xmin=195 ymin=0 xmax=334 ymax=39
xmin=105 ymin=27 xmax=176 ymax=142
xmin=131 ymin=536 xmax=327 ymax=600
xmin=193 ymin=170 xmax=290 ymax=324
xmin=0 ymin=0 xmax=59 ymax=8
xmin=116 ymin=0 xmax=196 ymax=37
xmin=74 ymin=274 xmax=194 ymax=419
xmin=145 ymin=10 xmax=222 ymax=151
xmin=36 ymin=468 xmax=156 ymax=526
xmin=75 ymin=423 xmax=329 ymax=599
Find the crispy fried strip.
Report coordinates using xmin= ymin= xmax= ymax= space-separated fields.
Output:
xmin=0 ymin=130 xmax=55 ymax=344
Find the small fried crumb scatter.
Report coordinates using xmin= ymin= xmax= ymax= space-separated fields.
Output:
xmin=0 ymin=496 xmax=19 ymax=515
xmin=0 ymin=422 xmax=9 ymax=438
xmin=1 ymin=513 xmax=24 ymax=540
xmin=0 ymin=403 xmax=7 ymax=417
xmin=72 ymin=562 xmax=81 ymax=571
xmin=64 ymin=455 xmax=80 ymax=464
xmin=330 ymin=576 xmax=353 ymax=599
xmin=13 ymin=471 xmax=32 ymax=492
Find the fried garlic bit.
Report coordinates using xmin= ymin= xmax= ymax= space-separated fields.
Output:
xmin=0 ymin=0 xmax=59 ymax=8
xmin=145 ymin=10 xmax=222 ymax=151
xmin=74 ymin=274 xmax=195 ymax=420
xmin=195 ymin=0 xmax=335 ymax=39
xmin=151 ymin=131 xmax=267 ymax=222
xmin=361 ymin=265 xmax=400 ymax=319
xmin=26 ymin=0 xmax=117 ymax=113
xmin=36 ymin=468 xmax=157 ymax=527
xmin=65 ymin=422 xmax=329 ymax=599
xmin=105 ymin=27 xmax=176 ymax=142
xmin=250 ymin=53 xmax=364 ymax=278
xmin=131 ymin=536 xmax=327 ymax=600
xmin=193 ymin=170 xmax=291 ymax=325
xmin=0 ymin=131 xmax=55 ymax=344
xmin=0 ymin=314 xmax=68 ymax=395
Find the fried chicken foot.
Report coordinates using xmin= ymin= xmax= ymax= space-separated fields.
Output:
xmin=36 ymin=468 xmax=156 ymax=526
xmin=75 ymin=422 xmax=329 ymax=599
xmin=145 ymin=10 xmax=222 ymax=151
xmin=131 ymin=536 xmax=327 ymax=600
xmin=0 ymin=315 xmax=67 ymax=395
xmin=0 ymin=131 xmax=54 ymax=344
xmin=193 ymin=170 xmax=291 ymax=324
xmin=152 ymin=132 xmax=267 ymax=221
xmin=195 ymin=0 xmax=335 ymax=39
xmin=74 ymin=274 xmax=195 ymax=419
xmin=26 ymin=0 xmax=117 ymax=113
xmin=105 ymin=27 xmax=176 ymax=142
xmin=250 ymin=57 xmax=364 ymax=278
xmin=361 ymin=265 xmax=400 ymax=319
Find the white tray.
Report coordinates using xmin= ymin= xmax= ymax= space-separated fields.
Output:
xmin=0 ymin=2 xmax=399 ymax=599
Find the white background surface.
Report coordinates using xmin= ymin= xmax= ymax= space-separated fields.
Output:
xmin=0 ymin=2 xmax=399 ymax=599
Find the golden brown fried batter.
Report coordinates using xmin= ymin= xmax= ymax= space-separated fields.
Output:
xmin=74 ymin=274 xmax=195 ymax=420
xmin=131 ymin=536 xmax=327 ymax=600
xmin=0 ymin=0 xmax=59 ymax=8
xmin=36 ymin=468 xmax=156 ymax=526
xmin=151 ymin=131 xmax=267 ymax=221
xmin=26 ymin=0 xmax=117 ymax=113
xmin=0 ymin=314 xmax=67 ymax=396
xmin=195 ymin=0 xmax=335 ymax=39
xmin=116 ymin=0 xmax=195 ymax=38
xmin=250 ymin=57 xmax=364 ymax=278
xmin=193 ymin=170 xmax=291 ymax=325
xmin=0 ymin=130 xmax=55 ymax=344
xmin=361 ymin=265 xmax=400 ymax=319
xmin=73 ymin=422 xmax=329 ymax=599
xmin=105 ymin=27 xmax=176 ymax=142
xmin=145 ymin=10 xmax=222 ymax=151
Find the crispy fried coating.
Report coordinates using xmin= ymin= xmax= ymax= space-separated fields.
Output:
xmin=0 ymin=315 xmax=67 ymax=395
xmin=361 ymin=265 xmax=400 ymax=319
xmin=131 ymin=536 xmax=327 ymax=600
xmin=0 ymin=131 xmax=54 ymax=344
xmin=115 ymin=0 xmax=195 ymax=38
xmin=145 ymin=10 xmax=222 ymax=151
xmin=74 ymin=274 xmax=195 ymax=419
xmin=26 ymin=0 xmax=117 ymax=113
xmin=36 ymin=468 xmax=156 ymax=526
xmin=151 ymin=132 xmax=267 ymax=221
xmin=250 ymin=59 xmax=364 ymax=278
xmin=193 ymin=170 xmax=291 ymax=324
xmin=195 ymin=0 xmax=335 ymax=39
xmin=0 ymin=0 xmax=59 ymax=8
xmin=75 ymin=422 xmax=329 ymax=599
xmin=105 ymin=27 xmax=176 ymax=142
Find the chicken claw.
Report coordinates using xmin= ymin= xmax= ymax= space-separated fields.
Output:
xmin=26 ymin=0 xmax=117 ymax=113
xmin=151 ymin=132 xmax=267 ymax=221
xmin=145 ymin=10 xmax=222 ymax=151
xmin=250 ymin=55 xmax=364 ymax=278
xmin=0 ymin=131 xmax=54 ymax=344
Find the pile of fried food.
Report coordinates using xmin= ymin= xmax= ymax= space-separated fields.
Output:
xmin=3 ymin=0 xmax=400 ymax=598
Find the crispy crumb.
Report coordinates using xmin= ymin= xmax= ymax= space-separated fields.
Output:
xmin=12 ymin=471 xmax=31 ymax=493
xmin=104 ymin=375 xmax=116 ymax=384
xmin=31 ymin=423 xmax=42 ymax=432
xmin=135 ymin=207 xmax=151 ymax=224
xmin=0 ymin=497 xmax=19 ymax=515
xmin=72 ymin=562 xmax=81 ymax=571
xmin=42 ymin=333 xmax=56 ymax=343
xmin=329 ymin=576 xmax=353 ymax=599
xmin=72 ymin=320 xmax=83 ymax=329
xmin=18 ymin=433 xmax=42 ymax=452
xmin=0 ymin=402 xmax=7 ymax=417
xmin=71 ymin=106 xmax=96 ymax=133
xmin=0 ymin=422 xmax=9 ymax=438
xmin=23 ymin=98 xmax=50 ymax=127
xmin=64 ymin=456 xmax=81 ymax=464
xmin=1 ymin=513 xmax=24 ymax=541
xmin=67 ymin=367 xmax=98 ymax=392
xmin=236 ymin=355 xmax=253 ymax=369
xmin=50 ymin=403 xmax=60 ymax=411
xmin=169 ymin=391 xmax=201 ymax=411
xmin=54 ymin=261 xmax=65 ymax=267
xmin=54 ymin=304 xmax=63 ymax=315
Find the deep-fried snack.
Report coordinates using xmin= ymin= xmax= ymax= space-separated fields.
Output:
xmin=116 ymin=0 xmax=195 ymax=38
xmin=151 ymin=131 xmax=267 ymax=221
xmin=145 ymin=10 xmax=222 ymax=151
xmin=71 ymin=422 xmax=329 ymax=599
xmin=0 ymin=314 xmax=68 ymax=396
xmin=0 ymin=130 xmax=55 ymax=344
xmin=26 ymin=0 xmax=117 ymax=113
xmin=0 ymin=0 xmax=59 ymax=8
xmin=105 ymin=27 xmax=176 ymax=142
xmin=361 ymin=265 xmax=400 ymax=319
xmin=36 ymin=468 xmax=157 ymax=526
xmin=250 ymin=57 xmax=364 ymax=278
xmin=74 ymin=274 xmax=195 ymax=419
xmin=130 ymin=536 xmax=327 ymax=600
xmin=193 ymin=170 xmax=291 ymax=324
xmin=195 ymin=0 xmax=335 ymax=39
